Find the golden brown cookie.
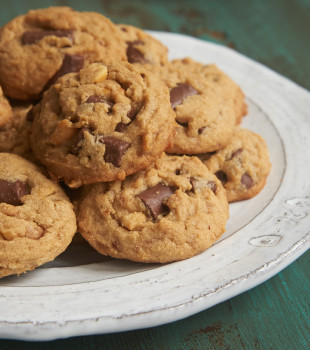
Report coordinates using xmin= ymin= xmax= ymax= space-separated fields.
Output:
xmin=0 ymin=153 xmax=77 ymax=278
xmin=0 ymin=103 xmax=33 ymax=158
xmin=202 ymin=128 xmax=271 ymax=202
xmin=153 ymin=57 xmax=247 ymax=154
xmin=117 ymin=24 xmax=169 ymax=66
xmin=30 ymin=62 xmax=176 ymax=187
xmin=167 ymin=58 xmax=247 ymax=124
xmin=0 ymin=86 xmax=12 ymax=128
xmin=77 ymin=154 xmax=229 ymax=263
xmin=0 ymin=7 xmax=126 ymax=101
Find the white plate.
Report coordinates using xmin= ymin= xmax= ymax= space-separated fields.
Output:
xmin=0 ymin=32 xmax=309 ymax=341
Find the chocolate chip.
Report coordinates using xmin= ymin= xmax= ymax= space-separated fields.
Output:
xmin=99 ymin=136 xmax=131 ymax=167
xmin=85 ymin=95 xmax=114 ymax=112
xmin=215 ymin=171 xmax=228 ymax=185
xmin=115 ymin=123 xmax=126 ymax=133
xmin=127 ymin=108 xmax=138 ymax=121
xmin=115 ymin=108 xmax=138 ymax=132
xmin=0 ymin=180 xmax=30 ymax=206
xmin=71 ymin=127 xmax=90 ymax=155
xmin=241 ymin=173 xmax=254 ymax=189
xmin=126 ymin=40 xmax=149 ymax=64
xmin=198 ymin=126 xmax=206 ymax=134
xmin=230 ymin=148 xmax=243 ymax=160
xmin=43 ymin=54 xmax=84 ymax=93
xmin=207 ymin=181 xmax=217 ymax=193
xmin=137 ymin=183 xmax=175 ymax=219
xmin=22 ymin=30 xmax=74 ymax=45
xmin=170 ymin=83 xmax=198 ymax=109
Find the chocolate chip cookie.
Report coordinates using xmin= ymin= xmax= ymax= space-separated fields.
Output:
xmin=0 ymin=6 xmax=126 ymax=101
xmin=117 ymin=24 xmax=169 ymax=66
xmin=167 ymin=58 xmax=247 ymax=124
xmin=0 ymin=85 xmax=12 ymax=128
xmin=202 ymin=128 xmax=271 ymax=202
xmin=0 ymin=103 xmax=33 ymax=158
xmin=77 ymin=154 xmax=229 ymax=263
xmin=153 ymin=57 xmax=247 ymax=154
xmin=30 ymin=62 xmax=175 ymax=187
xmin=0 ymin=153 xmax=77 ymax=278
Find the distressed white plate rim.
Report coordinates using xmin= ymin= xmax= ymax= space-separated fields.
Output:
xmin=0 ymin=32 xmax=309 ymax=341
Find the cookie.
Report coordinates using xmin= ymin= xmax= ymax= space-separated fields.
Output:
xmin=0 ymin=85 xmax=12 ymax=128
xmin=77 ymin=154 xmax=229 ymax=263
xmin=117 ymin=24 xmax=169 ymax=66
xmin=0 ymin=6 xmax=126 ymax=101
xmin=0 ymin=153 xmax=77 ymax=278
xmin=30 ymin=62 xmax=176 ymax=187
xmin=153 ymin=57 xmax=247 ymax=154
xmin=202 ymin=128 xmax=271 ymax=202
xmin=167 ymin=58 xmax=247 ymax=124
xmin=0 ymin=103 xmax=33 ymax=158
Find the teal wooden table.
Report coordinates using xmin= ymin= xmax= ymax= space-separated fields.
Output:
xmin=0 ymin=1 xmax=309 ymax=349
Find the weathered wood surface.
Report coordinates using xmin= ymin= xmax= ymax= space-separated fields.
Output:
xmin=0 ymin=1 xmax=309 ymax=349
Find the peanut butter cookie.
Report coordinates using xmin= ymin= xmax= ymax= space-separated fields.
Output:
xmin=154 ymin=57 xmax=247 ymax=154
xmin=30 ymin=62 xmax=175 ymax=187
xmin=0 ymin=103 xmax=33 ymax=158
xmin=0 ymin=153 xmax=76 ymax=278
xmin=0 ymin=86 xmax=12 ymax=128
xmin=0 ymin=7 xmax=126 ymax=101
xmin=77 ymin=154 xmax=229 ymax=263
xmin=202 ymin=128 xmax=271 ymax=202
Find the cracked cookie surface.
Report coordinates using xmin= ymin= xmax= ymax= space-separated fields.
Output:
xmin=77 ymin=154 xmax=229 ymax=263
xmin=30 ymin=61 xmax=175 ymax=187
xmin=0 ymin=153 xmax=76 ymax=278
xmin=154 ymin=57 xmax=247 ymax=154
xmin=202 ymin=128 xmax=271 ymax=202
xmin=0 ymin=6 xmax=126 ymax=101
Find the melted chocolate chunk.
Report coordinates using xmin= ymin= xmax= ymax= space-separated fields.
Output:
xmin=99 ymin=136 xmax=131 ymax=167
xmin=115 ymin=108 xmax=138 ymax=133
xmin=230 ymin=148 xmax=243 ymax=160
xmin=170 ymin=83 xmax=198 ymax=109
xmin=71 ymin=127 xmax=90 ymax=155
xmin=43 ymin=54 xmax=84 ymax=93
xmin=115 ymin=123 xmax=126 ymax=133
xmin=0 ymin=180 xmax=30 ymax=206
xmin=86 ymin=95 xmax=114 ymax=112
xmin=126 ymin=40 xmax=149 ymax=64
xmin=127 ymin=108 xmax=138 ymax=121
xmin=22 ymin=30 xmax=74 ymax=45
xmin=241 ymin=173 xmax=254 ymax=189
xmin=137 ymin=183 xmax=175 ymax=220
xmin=215 ymin=171 xmax=228 ymax=185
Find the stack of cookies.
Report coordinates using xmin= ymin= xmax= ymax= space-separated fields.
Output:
xmin=0 ymin=7 xmax=271 ymax=277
